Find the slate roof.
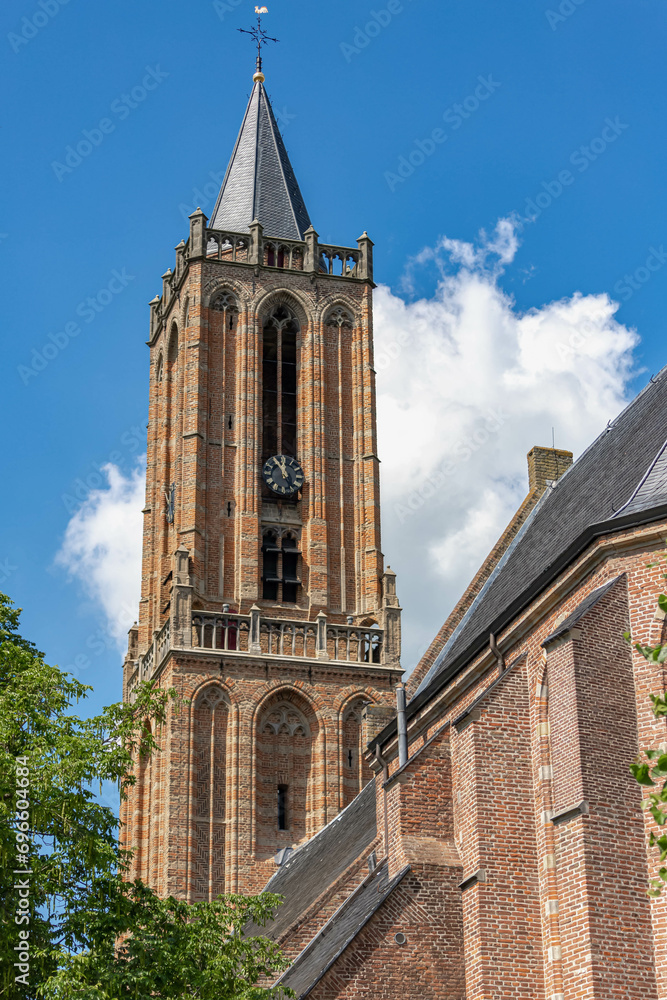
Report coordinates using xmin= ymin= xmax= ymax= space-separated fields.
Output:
xmin=542 ymin=575 xmax=624 ymax=646
xmin=276 ymin=860 xmax=410 ymax=999
xmin=247 ymin=779 xmax=377 ymax=943
xmin=210 ymin=81 xmax=311 ymax=240
xmin=403 ymin=367 xmax=667 ymax=715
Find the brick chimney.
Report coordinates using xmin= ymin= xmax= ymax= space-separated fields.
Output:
xmin=527 ymin=446 xmax=573 ymax=495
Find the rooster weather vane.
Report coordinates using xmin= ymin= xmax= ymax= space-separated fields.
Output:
xmin=239 ymin=7 xmax=278 ymax=75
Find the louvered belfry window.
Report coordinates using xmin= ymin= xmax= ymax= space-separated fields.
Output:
xmin=262 ymin=306 xmax=298 ymax=463
xmin=262 ymin=531 xmax=300 ymax=604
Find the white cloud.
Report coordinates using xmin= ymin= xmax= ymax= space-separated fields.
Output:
xmin=56 ymin=220 xmax=641 ymax=676
xmin=375 ymin=219 xmax=639 ymax=670
xmin=55 ymin=459 xmax=145 ymax=650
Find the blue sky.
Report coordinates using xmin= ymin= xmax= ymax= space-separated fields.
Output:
xmin=2 ymin=0 xmax=666 ymax=717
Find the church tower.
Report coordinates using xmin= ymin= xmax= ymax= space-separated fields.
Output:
xmin=121 ymin=55 xmax=402 ymax=897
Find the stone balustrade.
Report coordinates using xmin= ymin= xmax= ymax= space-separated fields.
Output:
xmin=128 ymin=609 xmax=386 ymax=698
xmin=149 ymin=214 xmax=374 ymax=342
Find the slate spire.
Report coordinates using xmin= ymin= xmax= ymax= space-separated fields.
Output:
xmin=210 ymin=80 xmax=312 ymax=241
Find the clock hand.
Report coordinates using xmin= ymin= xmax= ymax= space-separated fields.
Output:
xmin=279 ymin=457 xmax=288 ymax=479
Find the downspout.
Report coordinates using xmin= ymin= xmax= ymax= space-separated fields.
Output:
xmin=375 ymin=745 xmax=390 ymax=854
xmin=490 ymin=632 xmax=505 ymax=672
xmin=396 ymin=683 xmax=408 ymax=767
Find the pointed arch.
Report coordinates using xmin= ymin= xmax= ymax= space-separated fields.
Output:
xmin=210 ymin=288 xmax=239 ymax=317
xmin=323 ymin=303 xmax=356 ymax=329
xmin=253 ymin=287 xmax=311 ymax=332
xmin=167 ymin=321 xmax=179 ymax=362
xmin=340 ymin=695 xmax=373 ymax=808
xmin=204 ymin=275 xmax=247 ymax=311
xmin=189 ymin=685 xmax=230 ymax=902
xmin=254 ymin=688 xmax=321 ymax=856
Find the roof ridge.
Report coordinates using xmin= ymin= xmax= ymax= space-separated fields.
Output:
xmin=251 ymin=82 xmax=261 ymax=224
xmin=262 ymin=85 xmax=301 ymax=239
xmin=612 ymin=436 xmax=667 ymax=519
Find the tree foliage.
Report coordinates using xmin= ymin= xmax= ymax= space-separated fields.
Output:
xmin=40 ymin=885 xmax=291 ymax=1000
xmin=0 ymin=593 xmax=292 ymax=999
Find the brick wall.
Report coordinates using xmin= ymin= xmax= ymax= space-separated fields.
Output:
xmin=124 ymin=651 xmax=398 ymax=898
xmin=351 ymin=531 xmax=667 ymax=1000
xmin=547 ymin=576 xmax=658 ymax=998
xmin=309 ymin=866 xmax=466 ymax=1000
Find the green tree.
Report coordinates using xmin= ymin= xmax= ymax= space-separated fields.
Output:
xmin=0 ymin=594 xmax=291 ymax=999
xmin=40 ymin=885 xmax=290 ymax=1000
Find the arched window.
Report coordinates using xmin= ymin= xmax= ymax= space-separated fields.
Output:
xmin=256 ymin=696 xmax=318 ymax=857
xmin=262 ymin=306 xmax=298 ymax=463
xmin=262 ymin=530 xmax=301 ymax=604
xmin=190 ymin=687 xmax=228 ymax=902
xmin=167 ymin=323 xmax=178 ymax=363
xmin=341 ymin=698 xmax=372 ymax=808
xmin=211 ymin=291 xmax=237 ymax=330
xmin=155 ymin=353 xmax=164 ymax=384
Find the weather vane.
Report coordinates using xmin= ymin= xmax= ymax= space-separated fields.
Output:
xmin=239 ymin=7 xmax=278 ymax=78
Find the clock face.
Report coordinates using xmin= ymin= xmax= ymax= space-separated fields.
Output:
xmin=262 ymin=455 xmax=304 ymax=497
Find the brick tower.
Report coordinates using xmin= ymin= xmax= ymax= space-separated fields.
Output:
xmin=121 ymin=62 xmax=402 ymax=898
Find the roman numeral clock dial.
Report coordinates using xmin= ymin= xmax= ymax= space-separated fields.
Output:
xmin=262 ymin=455 xmax=304 ymax=497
